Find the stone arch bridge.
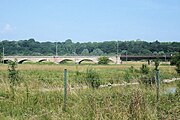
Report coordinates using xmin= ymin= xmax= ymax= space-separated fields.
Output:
xmin=3 ymin=56 xmax=121 ymax=64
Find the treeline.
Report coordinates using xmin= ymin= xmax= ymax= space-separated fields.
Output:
xmin=0 ymin=38 xmax=179 ymax=56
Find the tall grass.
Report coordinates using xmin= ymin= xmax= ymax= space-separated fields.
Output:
xmin=0 ymin=84 xmax=179 ymax=119
xmin=0 ymin=62 xmax=179 ymax=119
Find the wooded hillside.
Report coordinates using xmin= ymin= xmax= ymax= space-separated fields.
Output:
xmin=0 ymin=39 xmax=179 ymax=56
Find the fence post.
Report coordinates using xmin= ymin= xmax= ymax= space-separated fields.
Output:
xmin=156 ymin=70 xmax=161 ymax=118
xmin=75 ymin=64 xmax=78 ymax=81
xmin=63 ymin=69 xmax=67 ymax=111
xmin=156 ymin=70 xmax=160 ymax=102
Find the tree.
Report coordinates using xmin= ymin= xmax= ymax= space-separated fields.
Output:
xmin=170 ymin=52 xmax=180 ymax=65
xmin=158 ymin=51 xmax=165 ymax=55
xmin=98 ymin=56 xmax=110 ymax=64
xmin=0 ymin=52 xmax=2 ymax=63
xmin=64 ymin=39 xmax=74 ymax=54
xmin=153 ymin=51 xmax=158 ymax=55
xmin=81 ymin=49 xmax=89 ymax=56
xmin=91 ymin=48 xmax=104 ymax=56
xmin=171 ymin=51 xmax=180 ymax=74
xmin=0 ymin=39 xmax=180 ymax=56
xmin=121 ymin=50 xmax=128 ymax=55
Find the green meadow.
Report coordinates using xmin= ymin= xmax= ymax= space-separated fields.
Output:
xmin=0 ymin=62 xmax=179 ymax=120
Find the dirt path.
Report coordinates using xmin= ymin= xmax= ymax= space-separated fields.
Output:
xmin=39 ymin=78 xmax=180 ymax=92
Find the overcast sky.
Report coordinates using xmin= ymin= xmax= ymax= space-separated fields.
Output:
xmin=0 ymin=0 xmax=180 ymax=42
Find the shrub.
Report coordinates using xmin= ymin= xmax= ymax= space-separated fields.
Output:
xmin=8 ymin=60 xmax=19 ymax=100
xmin=0 ymin=52 xmax=2 ymax=63
xmin=8 ymin=60 xmax=19 ymax=86
xmin=98 ymin=56 xmax=110 ymax=65
xmin=140 ymin=64 xmax=156 ymax=85
xmin=171 ymin=51 xmax=180 ymax=74
xmin=124 ymin=70 xmax=130 ymax=83
xmin=140 ymin=64 xmax=149 ymax=74
xmin=170 ymin=51 xmax=180 ymax=65
xmin=85 ymin=68 xmax=101 ymax=88
xmin=154 ymin=59 xmax=160 ymax=71
xmin=175 ymin=62 xmax=180 ymax=74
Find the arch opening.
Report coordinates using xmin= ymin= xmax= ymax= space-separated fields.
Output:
xmin=18 ymin=59 xmax=31 ymax=64
xmin=108 ymin=58 xmax=115 ymax=64
xmin=59 ymin=59 xmax=74 ymax=64
xmin=78 ymin=59 xmax=94 ymax=64
xmin=38 ymin=59 xmax=47 ymax=62
xmin=3 ymin=59 xmax=12 ymax=64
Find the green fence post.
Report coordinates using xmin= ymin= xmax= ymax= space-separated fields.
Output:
xmin=75 ymin=64 xmax=78 ymax=82
xmin=156 ymin=70 xmax=160 ymax=102
xmin=63 ymin=69 xmax=67 ymax=111
xmin=156 ymin=69 xmax=161 ymax=118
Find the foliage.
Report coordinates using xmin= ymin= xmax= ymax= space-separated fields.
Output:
xmin=170 ymin=51 xmax=180 ymax=74
xmin=154 ymin=59 xmax=160 ymax=71
xmin=139 ymin=64 xmax=156 ymax=85
xmin=175 ymin=63 xmax=180 ymax=74
xmin=0 ymin=83 xmax=179 ymax=119
xmin=85 ymin=67 xmax=100 ymax=88
xmin=0 ymin=63 xmax=179 ymax=119
xmin=170 ymin=52 xmax=180 ymax=65
xmin=8 ymin=59 xmax=19 ymax=100
xmin=8 ymin=60 xmax=19 ymax=86
xmin=0 ymin=52 xmax=2 ymax=62
xmin=91 ymin=48 xmax=104 ymax=56
xmin=81 ymin=49 xmax=89 ymax=56
xmin=0 ymin=39 xmax=180 ymax=56
xmin=98 ymin=56 xmax=110 ymax=64
xmin=124 ymin=70 xmax=131 ymax=83
xmin=140 ymin=64 xmax=149 ymax=74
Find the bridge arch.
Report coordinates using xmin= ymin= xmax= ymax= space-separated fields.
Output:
xmin=3 ymin=59 xmax=12 ymax=64
xmin=38 ymin=59 xmax=48 ymax=62
xmin=18 ymin=59 xmax=31 ymax=64
xmin=78 ymin=59 xmax=94 ymax=64
xmin=59 ymin=59 xmax=75 ymax=64
xmin=108 ymin=58 xmax=116 ymax=64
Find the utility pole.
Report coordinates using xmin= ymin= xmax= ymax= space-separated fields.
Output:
xmin=117 ymin=41 xmax=119 ymax=56
xmin=3 ymin=46 xmax=4 ymax=64
xmin=164 ymin=55 xmax=166 ymax=62
xmin=55 ymin=42 xmax=58 ymax=57
xmin=116 ymin=41 xmax=119 ymax=64
xmin=126 ymin=51 xmax=127 ymax=61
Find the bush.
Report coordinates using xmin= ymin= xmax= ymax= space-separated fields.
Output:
xmin=85 ymin=68 xmax=101 ymax=88
xmin=8 ymin=60 xmax=20 ymax=100
xmin=124 ymin=70 xmax=131 ymax=83
xmin=8 ymin=60 xmax=19 ymax=86
xmin=171 ymin=51 xmax=180 ymax=74
xmin=140 ymin=71 xmax=156 ymax=85
xmin=154 ymin=59 xmax=160 ymax=71
xmin=140 ymin=64 xmax=149 ymax=74
xmin=170 ymin=51 xmax=180 ymax=65
xmin=140 ymin=64 xmax=156 ymax=85
xmin=98 ymin=56 xmax=110 ymax=65
xmin=0 ymin=52 xmax=2 ymax=63
xmin=175 ymin=62 xmax=180 ymax=74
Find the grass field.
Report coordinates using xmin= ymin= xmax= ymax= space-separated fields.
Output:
xmin=0 ymin=62 xmax=179 ymax=119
